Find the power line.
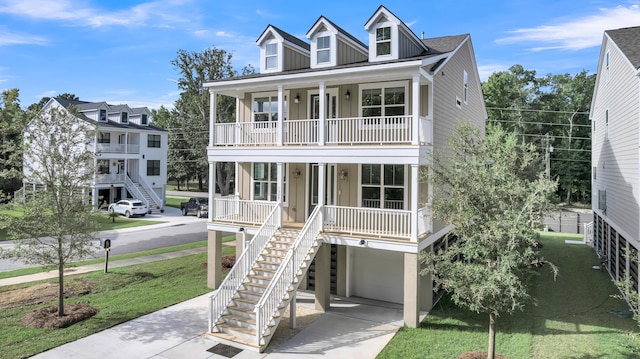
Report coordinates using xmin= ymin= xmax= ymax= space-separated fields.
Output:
xmin=486 ymin=107 xmax=590 ymax=115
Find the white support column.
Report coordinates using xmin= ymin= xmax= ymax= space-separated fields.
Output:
xmin=277 ymin=162 xmax=284 ymax=227
xmin=209 ymin=91 xmax=216 ymax=146
xmin=318 ymin=82 xmax=326 ymax=146
xmin=277 ymin=85 xmax=284 ymax=146
xmin=412 ymin=74 xmax=420 ymax=145
xmin=318 ymin=163 xmax=326 ymax=226
xmin=235 ymin=96 xmax=240 ymax=145
xmin=209 ymin=161 xmax=216 ymax=221
xmin=410 ymin=164 xmax=419 ymax=242
xmin=234 ymin=162 xmax=239 ymax=195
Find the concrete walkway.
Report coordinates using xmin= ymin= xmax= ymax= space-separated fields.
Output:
xmin=2 ymin=205 xmax=405 ymax=359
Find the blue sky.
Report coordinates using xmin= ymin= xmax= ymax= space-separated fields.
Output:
xmin=1 ymin=0 xmax=640 ymax=109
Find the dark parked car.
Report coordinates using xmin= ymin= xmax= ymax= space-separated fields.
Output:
xmin=180 ymin=197 xmax=208 ymax=218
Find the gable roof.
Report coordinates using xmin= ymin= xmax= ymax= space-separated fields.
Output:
xmin=364 ymin=5 xmax=428 ymax=52
xmin=307 ymin=16 xmax=367 ymax=49
xmin=257 ymin=24 xmax=310 ymax=51
xmin=606 ymin=26 xmax=640 ymax=69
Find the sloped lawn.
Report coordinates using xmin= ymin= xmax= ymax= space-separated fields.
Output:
xmin=377 ymin=233 xmax=640 ymax=358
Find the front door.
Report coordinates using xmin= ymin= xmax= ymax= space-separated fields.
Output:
xmin=309 ymin=88 xmax=339 ymax=120
xmin=308 ymin=163 xmax=337 ymax=218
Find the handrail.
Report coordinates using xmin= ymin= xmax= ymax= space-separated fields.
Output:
xmin=124 ymin=175 xmax=147 ymax=205
xmin=208 ymin=203 xmax=281 ymax=333
xmin=255 ymin=205 xmax=322 ymax=345
xmin=136 ymin=175 xmax=163 ymax=209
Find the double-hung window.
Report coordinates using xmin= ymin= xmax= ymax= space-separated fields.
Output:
xmin=147 ymin=160 xmax=160 ymax=176
xmin=97 ymin=132 xmax=110 ymax=144
xmin=147 ymin=134 xmax=161 ymax=148
xmin=99 ymin=109 xmax=107 ymax=122
xmin=252 ymin=162 xmax=286 ymax=203
xmin=317 ymin=36 xmax=330 ymax=64
xmin=361 ymin=164 xmax=405 ymax=209
xmin=265 ymin=43 xmax=278 ymax=70
xmin=376 ymin=26 xmax=391 ymax=56
xmin=121 ymin=112 xmax=128 ymax=123
xmin=360 ymin=82 xmax=406 ymax=125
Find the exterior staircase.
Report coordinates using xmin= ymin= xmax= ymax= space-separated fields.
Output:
xmin=124 ymin=175 xmax=163 ymax=212
xmin=208 ymin=205 xmax=323 ymax=352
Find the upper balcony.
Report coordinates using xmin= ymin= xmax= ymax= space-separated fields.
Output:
xmin=212 ymin=115 xmax=432 ymax=147
xmin=96 ymin=132 xmax=140 ymax=154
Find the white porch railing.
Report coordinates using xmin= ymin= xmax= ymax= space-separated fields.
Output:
xmin=324 ymin=205 xmax=412 ymax=239
xmin=255 ymin=205 xmax=322 ymax=346
xmin=213 ymin=196 xmax=278 ymax=225
xmin=325 ymin=115 xmax=412 ymax=144
xmin=584 ymin=221 xmax=593 ymax=244
xmin=212 ymin=115 xmax=435 ymax=146
xmin=418 ymin=206 xmax=432 ymax=236
xmin=137 ymin=175 xmax=163 ymax=209
xmin=96 ymin=143 xmax=125 ymax=153
xmin=284 ymin=119 xmax=318 ymax=145
xmin=127 ymin=144 xmax=140 ymax=154
xmin=95 ymin=173 xmax=125 ymax=184
xmin=209 ymin=203 xmax=281 ymax=335
xmin=124 ymin=175 xmax=146 ymax=202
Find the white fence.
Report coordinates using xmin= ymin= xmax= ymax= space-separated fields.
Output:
xmin=213 ymin=197 xmax=278 ymax=225
xmin=324 ymin=205 xmax=412 ymax=239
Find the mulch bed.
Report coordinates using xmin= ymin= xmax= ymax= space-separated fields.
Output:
xmin=22 ymin=302 xmax=98 ymax=329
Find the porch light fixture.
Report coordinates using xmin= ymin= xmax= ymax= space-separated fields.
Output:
xmin=345 ymin=90 xmax=350 ymax=101
xmin=339 ymin=169 xmax=347 ymax=180
xmin=294 ymin=94 xmax=300 ymax=104
xmin=293 ymin=168 xmax=301 ymax=178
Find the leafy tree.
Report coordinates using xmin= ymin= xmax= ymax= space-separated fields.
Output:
xmin=421 ymin=123 xmax=557 ymax=359
xmin=0 ymin=89 xmax=27 ymax=202
xmin=152 ymin=106 xmax=195 ymax=190
xmin=0 ymin=105 xmax=98 ymax=316
xmin=482 ymin=65 xmax=595 ymax=204
xmin=170 ymin=47 xmax=254 ymax=193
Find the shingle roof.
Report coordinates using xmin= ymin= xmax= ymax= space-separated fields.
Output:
xmin=422 ymin=34 xmax=468 ymax=55
xmin=263 ymin=25 xmax=310 ymax=51
xmin=606 ymin=26 xmax=640 ymax=69
xmin=53 ymin=97 xmax=166 ymax=132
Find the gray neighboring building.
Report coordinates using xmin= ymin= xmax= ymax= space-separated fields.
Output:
xmin=591 ymin=26 xmax=640 ymax=289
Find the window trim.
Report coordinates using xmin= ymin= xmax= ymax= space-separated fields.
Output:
xmin=463 ymin=70 xmax=469 ymax=104
xmin=605 ymin=109 xmax=609 ymax=140
xmin=141 ymin=114 xmax=148 ymax=125
xmin=147 ymin=134 xmax=161 ymax=148
xmin=375 ymin=26 xmax=392 ymax=57
xmin=97 ymin=132 xmax=111 ymax=144
xmin=358 ymin=164 xmax=407 ymax=210
xmin=99 ymin=109 xmax=107 ymax=122
xmin=121 ymin=112 xmax=128 ymax=124
xmin=605 ymin=50 xmax=610 ymax=83
xmin=250 ymin=162 xmax=288 ymax=206
xmin=262 ymin=39 xmax=281 ymax=73
xmin=146 ymin=159 xmax=161 ymax=176
xmin=251 ymin=91 xmax=289 ymax=123
xmin=358 ymin=81 xmax=409 ymax=127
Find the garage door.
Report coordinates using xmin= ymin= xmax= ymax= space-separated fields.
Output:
xmin=351 ymin=247 xmax=404 ymax=304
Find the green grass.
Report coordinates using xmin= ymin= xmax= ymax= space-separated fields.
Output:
xmin=0 ymin=244 xmax=236 ymax=359
xmin=165 ymin=196 xmax=188 ymax=209
xmin=377 ymin=232 xmax=640 ymax=358
xmin=0 ymin=235 xmax=235 ymax=280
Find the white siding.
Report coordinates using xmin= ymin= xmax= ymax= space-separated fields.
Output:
xmin=592 ymin=37 xmax=640 ymax=244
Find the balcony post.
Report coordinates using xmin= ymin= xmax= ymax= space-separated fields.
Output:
xmin=410 ymin=164 xmax=419 ymax=242
xmin=277 ymin=85 xmax=284 ymax=146
xmin=235 ymin=96 xmax=240 ymax=145
xmin=318 ymin=81 xmax=326 ymax=146
xmin=276 ymin=162 xmax=283 ymax=227
xmin=209 ymin=161 xmax=216 ymax=221
xmin=209 ymin=90 xmax=216 ymax=146
xmin=412 ymin=74 xmax=420 ymax=145
xmin=318 ymin=163 xmax=325 ymax=226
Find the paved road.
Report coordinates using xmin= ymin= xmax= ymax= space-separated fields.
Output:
xmin=0 ymin=206 xmax=211 ymax=272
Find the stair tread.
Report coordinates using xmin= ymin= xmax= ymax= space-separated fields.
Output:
xmin=243 ymin=281 xmax=268 ymax=288
xmin=262 ymin=253 xmax=286 ymax=259
xmin=247 ymin=274 xmax=273 ymax=280
xmin=227 ymin=304 xmax=255 ymax=314
xmin=252 ymin=266 xmax=277 ymax=273
xmin=238 ymin=288 xmax=263 ymax=296
xmin=256 ymin=259 xmax=282 ymax=266
xmin=222 ymin=313 xmax=256 ymax=325
xmin=234 ymin=297 xmax=258 ymax=305
xmin=217 ymin=323 xmax=255 ymax=335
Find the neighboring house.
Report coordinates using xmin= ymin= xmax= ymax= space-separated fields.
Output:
xmin=22 ymin=97 xmax=168 ymax=212
xmin=591 ymin=26 xmax=640 ymax=292
xmin=203 ymin=5 xmax=486 ymax=351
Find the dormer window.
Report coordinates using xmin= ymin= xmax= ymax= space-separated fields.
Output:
xmin=141 ymin=114 xmax=148 ymax=125
xmin=265 ymin=43 xmax=278 ymax=70
xmin=376 ymin=27 xmax=391 ymax=56
xmin=121 ymin=112 xmax=128 ymax=123
xmin=317 ymin=36 xmax=330 ymax=64
xmin=99 ymin=109 xmax=107 ymax=122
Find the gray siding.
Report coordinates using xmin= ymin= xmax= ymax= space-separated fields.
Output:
xmin=432 ymin=40 xmax=486 ymax=156
xmin=592 ymin=37 xmax=640 ymax=244
xmin=283 ymin=46 xmax=310 ymax=71
xmin=336 ymin=38 xmax=367 ymax=66
xmin=398 ymin=28 xmax=423 ymax=59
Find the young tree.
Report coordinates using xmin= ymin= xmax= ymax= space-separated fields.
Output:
xmin=421 ymin=123 xmax=557 ymax=359
xmin=1 ymin=105 xmax=98 ymax=316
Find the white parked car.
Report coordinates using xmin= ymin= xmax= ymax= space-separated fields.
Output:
xmin=108 ymin=199 xmax=148 ymax=218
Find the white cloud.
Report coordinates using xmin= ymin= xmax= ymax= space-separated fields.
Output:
xmin=216 ymin=31 xmax=234 ymax=38
xmin=0 ymin=29 xmax=47 ymax=46
xmin=496 ymin=4 xmax=640 ymax=51
xmin=477 ymin=64 xmax=510 ymax=81
xmin=0 ymin=0 xmax=194 ymax=28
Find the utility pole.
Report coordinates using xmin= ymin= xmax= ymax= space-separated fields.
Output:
xmin=545 ymin=133 xmax=554 ymax=180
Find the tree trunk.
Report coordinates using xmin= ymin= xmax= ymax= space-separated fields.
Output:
xmin=58 ymin=260 xmax=65 ymax=316
xmin=487 ymin=312 xmax=496 ymax=359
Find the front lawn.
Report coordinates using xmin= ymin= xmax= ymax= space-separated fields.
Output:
xmin=0 ymin=245 xmax=235 ymax=359
xmin=377 ymin=232 xmax=640 ymax=358
xmin=165 ymin=196 xmax=188 ymax=209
